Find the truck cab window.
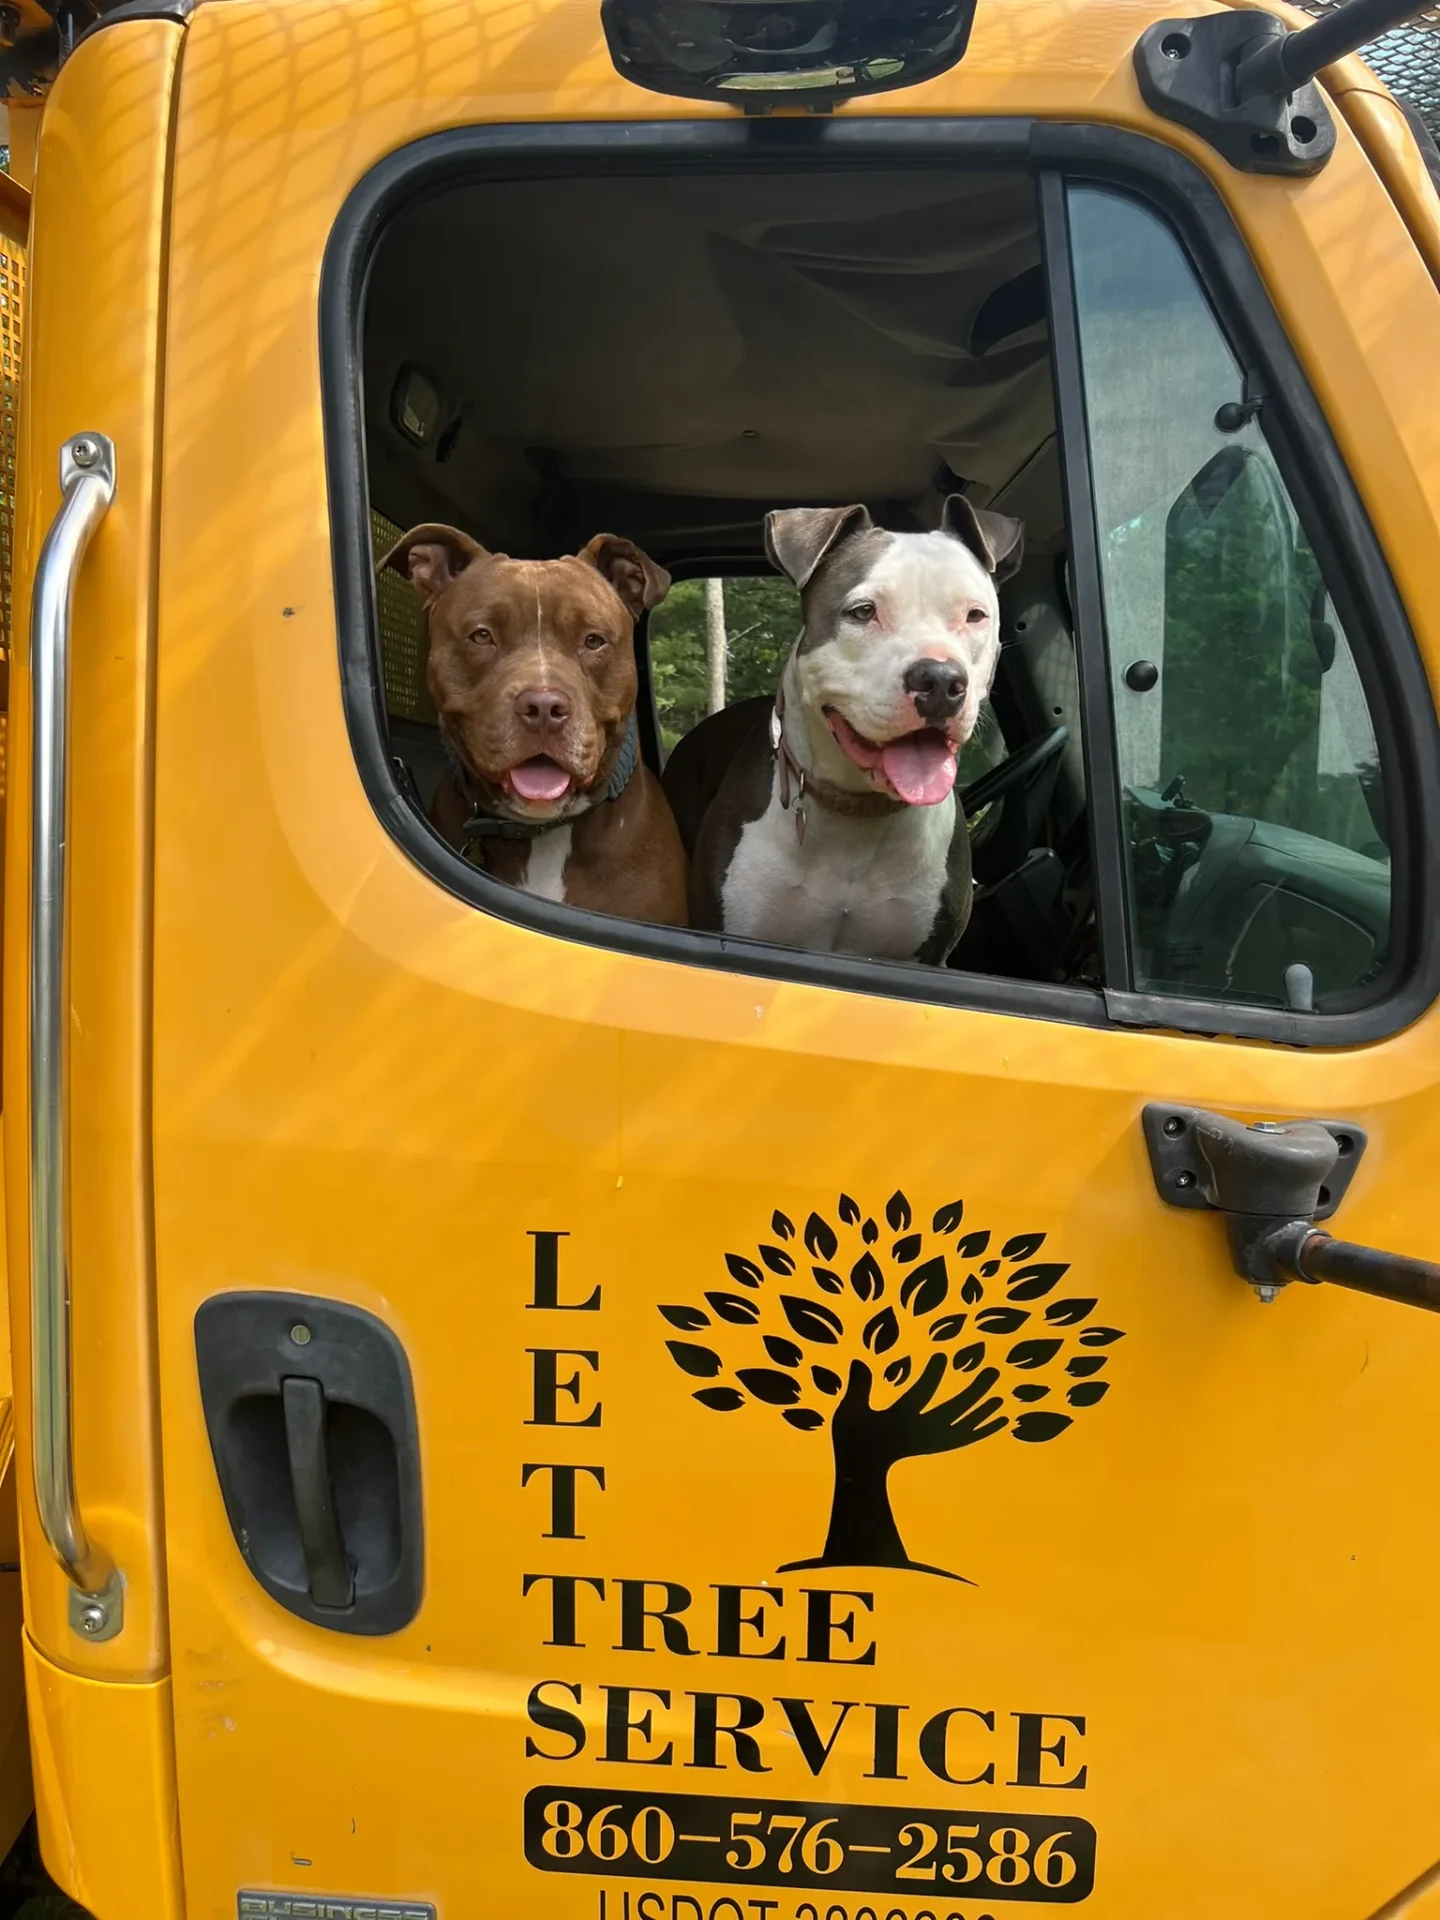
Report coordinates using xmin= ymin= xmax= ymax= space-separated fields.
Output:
xmin=1068 ymin=186 xmax=1391 ymax=1010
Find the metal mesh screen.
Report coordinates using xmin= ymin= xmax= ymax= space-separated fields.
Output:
xmin=369 ymin=509 xmax=436 ymax=722
xmin=1301 ymin=1 xmax=1440 ymax=137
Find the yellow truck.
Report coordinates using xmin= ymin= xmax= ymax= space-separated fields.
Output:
xmin=0 ymin=0 xmax=1438 ymax=1912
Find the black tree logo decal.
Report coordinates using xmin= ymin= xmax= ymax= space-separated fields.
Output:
xmin=660 ymin=1191 xmax=1123 ymax=1580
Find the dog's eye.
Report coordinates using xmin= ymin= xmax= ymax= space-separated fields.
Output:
xmin=845 ymin=600 xmax=877 ymax=623
xmin=583 ymin=632 xmax=609 ymax=651
xmin=468 ymin=626 xmax=494 ymax=646
xmin=965 ymin=606 xmax=988 ymax=626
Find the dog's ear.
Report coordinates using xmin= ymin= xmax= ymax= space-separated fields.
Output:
xmin=941 ymin=494 xmax=1025 ymax=585
xmin=379 ymin=524 xmax=486 ymax=606
xmin=764 ymin=505 xmax=873 ymax=589
xmin=578 ymin=534 xmax=671 ymax=618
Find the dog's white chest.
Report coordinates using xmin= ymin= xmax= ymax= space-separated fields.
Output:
xmin=720 ymin=782 xmax=955 ymax=959
xmin=520 ymin=825 xmax=573 ymax=903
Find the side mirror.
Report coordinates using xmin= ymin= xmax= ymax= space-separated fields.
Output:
xmin=1156 ymin=441 xmax=1325 ymax=820
xmin=601 ymin=0 xmax=978 ymax=111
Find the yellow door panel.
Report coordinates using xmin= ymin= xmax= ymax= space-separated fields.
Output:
xmin=23 ymin=1640 xmax=183 ymax=1920
xmin=149 ymin=2 xmax=1440 ymax=1917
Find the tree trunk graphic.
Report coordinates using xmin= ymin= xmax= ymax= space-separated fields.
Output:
xmin=782 ymin=1355 xmax=1007 ymax=1579
xmin=660 ymin=1192 xmax=1123 ymax=1581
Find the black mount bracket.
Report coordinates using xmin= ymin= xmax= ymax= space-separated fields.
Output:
xmin=1134 ymin=0 xmax=1436 ymax=179
xmin=1134 ymin=12 xmax=1336 ymax=177
xmin=1144 ymin=1104 xmax=1440 ymax=1313
xmin=1143 ymin=1104 xmax=1365 ymax=1219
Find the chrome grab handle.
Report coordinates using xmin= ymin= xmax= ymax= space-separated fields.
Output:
xmin=30 ymin=433 xmax=123 ymax=1642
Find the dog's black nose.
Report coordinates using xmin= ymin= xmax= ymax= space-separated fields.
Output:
xmin=904 ymin=657 xmax=967 ymax=722
xmin=515 ymin=686 xmax=571 ymax=731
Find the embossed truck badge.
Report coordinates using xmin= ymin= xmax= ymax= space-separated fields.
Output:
xmin=660 ymin=1190 xmax=1123 ymax=1578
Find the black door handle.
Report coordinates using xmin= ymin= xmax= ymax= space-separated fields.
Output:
xmin=281 ymin=1377 xmax=355 ymax=1610
xmin=1143 ymin=1104 xmax=1440 ymax=1311
xmin=195 ymin=1293 xmax=423 ymax=1634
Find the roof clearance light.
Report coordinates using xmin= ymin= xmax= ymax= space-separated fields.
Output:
xmin=601 ymin=0 xmax=976 ymax=111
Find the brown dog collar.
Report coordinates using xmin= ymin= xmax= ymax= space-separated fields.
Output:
xmin=772 ymin=685 xmax=906 ymax=846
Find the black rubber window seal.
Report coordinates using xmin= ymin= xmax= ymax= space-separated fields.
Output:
xmin=320 ymin=116 xmax=1440 ymax=1048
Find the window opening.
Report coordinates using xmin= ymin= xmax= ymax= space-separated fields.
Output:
xmin=346 ymin=152 xmax=1414 ymax=1031
xmin=361 ymin=165 xmax=1088 ymax=985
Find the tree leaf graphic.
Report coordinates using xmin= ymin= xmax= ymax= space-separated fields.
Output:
xmin=805 ymin=1213 xmax=838 ymax=1260
xmin=737 ymin=1368 xmax=802 ymax=1406
xmin=1008 ymin=1338 xmax=1062 ymax=1370
xmin=900 ymin=1255 xmax=948 ymax=1316
xmin=706 ymin=1291 xmax=761 ymax=1325
xmin=933 ymin=1199 xmax=965 ymax=1234
xmin=886 ymin=1190 xmax=912 ymax=1232
xmin=1066 ymin=1355 xmax=1107 ymax=1377
xmin=765 ymin=1336 xmax=805 ymax=1368
xmin=694 ymin=1388 xmax=745 ymax=1411
xmin=660 ymin=1305 xmax=710 ymax=1330
xmin=668 ymin=1342 xmax=723 ymax=1378
xmin=863 ymin=1306 xmax=900 ymax=1354
xmin=861 ymin=1218 xmax=879 ymax=1246
xmin=812 ymin=1366 xmax=842 ymax=1395
xmin=1045 ymin=1297 xmax=1096 ymax=1326
xmin=1014 ymin=1411 xmax=1073 ymax=1442
xmin=976 ymin=1307 xmax=1028 ymax=1334
xmin=1012 ymin=1383 xmax=1050 ymax=1402
xmin=957 ymin=1230 xmax=991 ymax=1259
xmin=1008 ymin=1262 xmax=1069 ymax=1301
xmin=771 ymin=1210 xmax=796 ymax=1241
xmin=884 ymin=1357 xmax=912 ymax=1387
xmin=781 ymin=1296 xmax=843 ymax=1344
xmin=811 ymin=1266 xmax=844 ymax=1295
xmin=953 ymin=1341 xmax=987 ymax=1372
xmin=1068 ymin=1381 xmax=1110 ymax=1407
xmin=850 ymin=1252 xmax=884 ymax=1302
xmin=1003 ymin=1232 xmax=1046 ymax=1260
xmin=760 ymin=1244 xmax=796 ymax=1276
xmin=892 ymin=1232 xmax=923 ymax=1265
xmin=961 ymin=1274 xmax=984 ymax=1305
xmin=1079 ymin=1326 xmax=1125 ymax=1346
xmin=980 ymin=1259 xmax=1001 ymax=1278
xmin=929 ymin=1313 xmax=968 ymax=1342
xmin=838 ymin=1193 xmax=861 ymax=1225
xmin=784 ymin=1408 xmax=825 ymax=1430
xmin=725 ymin=1253 xmax=764 ymax=1289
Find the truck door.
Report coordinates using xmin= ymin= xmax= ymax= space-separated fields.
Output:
xmin=147 ymin=2 xmax=1440 ymax=1916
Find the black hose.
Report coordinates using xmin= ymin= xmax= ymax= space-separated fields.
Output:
xmin=1236 ymin=0 xmax=1432 ymax=99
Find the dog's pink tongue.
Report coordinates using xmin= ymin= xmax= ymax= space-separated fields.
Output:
xmin=881 ymin=731 xmax=957 ymax=806
xmin=508 ymin=757 xmax=572 ymax=803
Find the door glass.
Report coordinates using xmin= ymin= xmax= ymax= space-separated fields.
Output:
xmin=1067 ymin=187 xmax=1390 ymax=1009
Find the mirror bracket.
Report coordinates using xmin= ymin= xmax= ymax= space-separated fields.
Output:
xmin=1134 ymin=11 xmax=1336 ymax=178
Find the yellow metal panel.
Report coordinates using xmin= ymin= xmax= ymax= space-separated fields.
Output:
xmin=24 ymin=1638 xmax=182 ymax=1918
xmin=0 ymin=1121 xmax=36 ymax=1861
xmin=4 ymin=18 xmax=180 ymax=1680
xmin=150 ymin=2 xmax=1440 ymax=1915
xmin=1331 ymin=82 xmax=1440 ymax=285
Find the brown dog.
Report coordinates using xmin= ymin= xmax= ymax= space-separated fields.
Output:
xmin=381 ymin=525 xmax=688 ymax=926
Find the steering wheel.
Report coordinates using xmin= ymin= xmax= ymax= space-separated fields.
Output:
xmin=959 ymin=723 xmax=1070 ymax=821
